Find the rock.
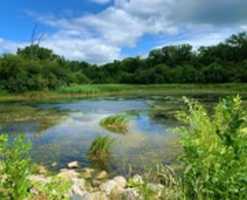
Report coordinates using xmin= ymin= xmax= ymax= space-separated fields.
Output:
xmin=113 ymin=176 xmax=127 ymax=188
xmin=92 ymin=179 xmax=103 ymax=187
xmin=95 ymin=170 xmax=108 ymax=180
xmin=71 ymin=191 xmax=92 ymax=200
xmin=28 ymin=175 xmax=51 ymax=184
xmin=91 ymin=191 xmax=108 ymax=200
xmin=121 ymin=188 xmax=142 ymax=200
xmin=72 ymin=191 xmax=107 ymax=200
xmin=68 ymin=161 xmax=80 ymax=169
xmin=58 ymin=169 xmax=79 ymax=180
xmin=51 ymin=162 xmax=57 ymax=167
xmin=100 ymin=180 xmax=117 ymax=195
xmin=35 ymin=165 xmax=48 ymax=175
xmin=81 ymin=168 xmax=95 ymax=179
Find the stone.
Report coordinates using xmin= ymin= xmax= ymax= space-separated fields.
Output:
xmin=28 ymin=175 xmax=51 ymax=184
xmin=95 ymin=170 xmax=108 ymax=180
xmin=121 ymin=188 xmax=142 ymax=200
xmin=100 ymin=180 xmax=117 ymax=195
xmin=81 ymin=168 xmax=95 ymax=179
xmin=113 ymin=176 xmax=127 ymax=188
xmin=91 ymin=192 xmax=108 ymax=200
xmin=51 ymin=162 xmax=57 ymax=167
xmin=68 ymin=161 xmax=80 ymax=169
xmin=35 ymin=165 xmax=48 ymax=175
xmin=58 ymin=169 xmax=79 ymax=180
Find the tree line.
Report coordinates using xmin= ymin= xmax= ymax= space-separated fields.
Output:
xmin=0 ymin=32 xmax=247 ymax=92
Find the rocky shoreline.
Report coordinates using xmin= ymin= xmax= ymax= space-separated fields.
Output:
xmin=29 ymin=161 xmax=165 ymax=200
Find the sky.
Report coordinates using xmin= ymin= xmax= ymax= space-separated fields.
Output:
xmin=0 ymin=0 xmax=247 ymax=64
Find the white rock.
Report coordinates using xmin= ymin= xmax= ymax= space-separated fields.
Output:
xmin=100 ymin=180 xmax=117 ymax=195
xmin=68 ymin=161 xmax=80 ymax=169
xmin=91 ymin=191 xmax=108 ymax=200
xmin=28 ymin=175 xmax=51 ymax=184
xmin=113 ymin=176 xmax=127 ymax=188
xmin=131 ymin=175 xmax=144 ymax=185
xmin=58 ymin=169 xmax=79 ymax=180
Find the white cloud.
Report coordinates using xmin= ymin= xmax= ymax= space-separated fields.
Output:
xmin=1 ymin=0 xmax=247 ymax=63
xmin=0 ymin=38 xmax=27 ymax=54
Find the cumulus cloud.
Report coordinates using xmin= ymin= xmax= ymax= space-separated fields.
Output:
xmin=1 ymin=0 xmax=247 ymax=63
xmin=0 ymin=38 xmax=27 ymax=54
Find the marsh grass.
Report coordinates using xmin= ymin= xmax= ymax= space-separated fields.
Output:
xmin=100 ymin=114 xmax=130 ymax=134
xmin=88 ymin=136 xmax=114 ymax=162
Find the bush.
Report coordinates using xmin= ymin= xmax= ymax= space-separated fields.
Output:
xmin=176 ymin=96 xmax=247 ymax=200
xmin=0 ymin=134 xmax=32 ymax=200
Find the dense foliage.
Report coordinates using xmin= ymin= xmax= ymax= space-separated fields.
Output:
xmin=0 ymin=32 xmax=247 ymax=92
xmin=0 ymin=135 xmax=32 ymax=200
xmin=177 ymin=96 xmax=247 ymax=200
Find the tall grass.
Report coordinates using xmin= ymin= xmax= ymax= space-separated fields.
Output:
xmin=87 ymin=136 xmax=114 ymax=161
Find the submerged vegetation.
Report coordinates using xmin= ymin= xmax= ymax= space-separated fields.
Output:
xmin=100 ymin=114 xmax=130 ymax=134
xmin=88 ymin=136 xmax=115 ymax=161
xmin=0 ymin=104 xmax=67 ymax=132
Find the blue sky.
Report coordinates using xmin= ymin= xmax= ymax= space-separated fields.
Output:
xmin=0 ymin=0 xmax=247 ymax=64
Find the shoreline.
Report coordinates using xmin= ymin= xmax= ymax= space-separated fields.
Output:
xmin=0 ymin=83 xmax=247 ymax=103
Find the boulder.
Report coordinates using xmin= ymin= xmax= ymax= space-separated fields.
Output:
xmin=68 ymin=161 xmax=80 ymax=169
xmin=113 ymin=176 xmax=127 ymax=188
xmin=95 ymin=170 xmax=108 ymax=180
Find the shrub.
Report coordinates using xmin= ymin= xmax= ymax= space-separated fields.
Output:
xmin=176 ymin=96 xmax=247 ymax=200
xmin=0 ymin=134 xmax=32 ymax=200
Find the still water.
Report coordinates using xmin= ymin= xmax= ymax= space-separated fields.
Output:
xmin=0 ymin=96 xmax=181 ymax=174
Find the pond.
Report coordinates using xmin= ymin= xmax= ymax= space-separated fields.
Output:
xmin=0 ymin=95 xmax=222 ymax=175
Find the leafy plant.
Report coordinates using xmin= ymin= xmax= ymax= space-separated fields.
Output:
xmin=88 ymin=136 xmax=114 ymax=161
xmin=29 ymin=176 xmax=71 ymax=200
xmin=0 ymin=134 xmax=32 ymax=200
xmin=176 ymin=96 xmax=247 ymax=200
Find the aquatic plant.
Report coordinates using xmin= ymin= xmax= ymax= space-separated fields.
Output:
xmin=0 ymin=134 xmax=32 ymax=200
xmin=100 ymin=114 xmax=130 ymax=134
xmin=176 ymin=96 xmax=247 ymax=200
xmin=88 ymin=136 xmax=114 ymax=161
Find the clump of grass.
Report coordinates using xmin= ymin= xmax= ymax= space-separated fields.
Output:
xmin=100 ymin=114 xmax=130 ymax=134
xmin=88 ymin=136 xmax=114 ymax=161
